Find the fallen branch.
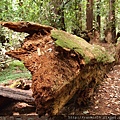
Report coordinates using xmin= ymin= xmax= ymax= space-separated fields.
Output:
xmin=0 ymin=86 xmax=34 ymax=105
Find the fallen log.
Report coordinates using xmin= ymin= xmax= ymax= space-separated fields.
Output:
xmin=0 ymin=21 xmax=53 ymax=34
xmin=0 ymin=96 xmax=14 ymax=110
xmin=0 ymin=86 xmax=34 ymax=105
xmin=0 ymin=21 xmax=119 ymax=117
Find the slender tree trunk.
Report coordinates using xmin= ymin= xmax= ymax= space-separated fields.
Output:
xmin=86 ymin=0 xmax=93 ymax=30
xmin=50 ymin=0 xmax=66 ymax=31
xmin=74 ymin=0 xmax=82 ymax=30
xmin=72 ymin=0 xmax=82 ymax=36
xmin=58 ymin=4 xmax=66 ymax=31
xmin=96 ymin=0 xmax=101 ymax=32
xmin=109 ymin=0 xmax=116 ymax=43
xmin=78 ymin=2 xmax=82 ymax=31
xmin=92 ymin=0 xmax=101 ymax=43
xmin=104 ymin=0 xmax=116 ymax=43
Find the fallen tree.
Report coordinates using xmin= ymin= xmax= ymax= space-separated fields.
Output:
xmin=0 ymin=21 xmax=119 ymax=117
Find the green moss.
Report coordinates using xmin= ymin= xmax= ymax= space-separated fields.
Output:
xmin=51 ymin=30 xmax=115 ymax=64
xmin=0 ymin=60 xmax=31 ymax=83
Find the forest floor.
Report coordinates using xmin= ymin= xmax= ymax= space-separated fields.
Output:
xmin=0 ymin=64 xmax=120 ymax=118
xmin=87 ymin=64 xmax=120 ymax=115
xmin=59 ymin=64 xmax=120 ymax=116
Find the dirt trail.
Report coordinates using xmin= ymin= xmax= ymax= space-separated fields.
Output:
xmin=88 ymin=64 xmax=120 ymax=115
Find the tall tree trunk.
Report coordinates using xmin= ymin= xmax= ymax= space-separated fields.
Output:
xmin=109 ymin=0 xmax=116 ymax=43
xmin=50 ymin=0 xmax=66 ymax=31
xmin=72 ymin=0 xmax=82 ymax=36
xmin=96 ymin=0 xmax=101 ymax=32
xmin=86 ymin=0 xmax=94 ymax=30
xmin=104 ymin=0 xmax=116 ymax=43
xmin=78 ymin=1 xmax=82 ymax=31
xmin=92 ymin=0 xmax=101 ymax=43
xmin=75 ymin=0 xmax=82 ymax=31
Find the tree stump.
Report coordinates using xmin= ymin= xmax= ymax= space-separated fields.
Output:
xmin=0 ymin=21 xmax=118 ymax=117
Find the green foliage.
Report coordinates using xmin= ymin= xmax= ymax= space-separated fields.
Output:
xmin=0 ymin=60 xmax=31 ymax=83
xmin=9 ymin=60 xmax=26 ymax=70
xmin=0 ymin=0 xmax=120 ymax=32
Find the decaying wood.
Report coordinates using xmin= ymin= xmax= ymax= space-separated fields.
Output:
xmin=1 ymin=21 xmax=119 ymax=117
xmin=0 ymin=86 xmax=34 ymax=105
xmin=0 ymin=21 xmax=53 ymax=34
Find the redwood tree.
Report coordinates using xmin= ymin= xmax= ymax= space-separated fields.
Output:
xmin=86 ymin=0 xmax=94 ymax=30
xmin=109 ymin=0 xmax=116 ymax=43
xmin=104 ymin=0 xmax=116 ymax=43
xmin=96 ymin=0 xmax=101 ymax=32
xmin=50 ymin=0 xmax=67 ymax=31
xmin=72 ymin=0 xmax=82 ymax=36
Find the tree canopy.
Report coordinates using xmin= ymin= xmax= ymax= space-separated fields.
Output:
xmin=0 ymin=0 xmax=120 ymax=44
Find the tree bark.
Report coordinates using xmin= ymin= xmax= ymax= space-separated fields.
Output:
xmin=96 ymin=0 xmax=101 ymax=32
xmin=72 ymin=0 xmax=82 ymax=36
xmin=104 ymin=0 xmax=116 ymax=43
xmin=49 ymin=0 xmax=66 ymax=30
xmin=86 ymin=0 xmax=94 ymax=30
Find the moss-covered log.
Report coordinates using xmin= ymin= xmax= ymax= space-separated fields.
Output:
xmin=0 ymin=21 xmax=118 ymax=117
xmin=51 ymin=30 xmax=115 ymax=63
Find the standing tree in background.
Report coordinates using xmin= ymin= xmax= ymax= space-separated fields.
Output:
xmin=49 ymin=0 xmax=66 ymax=31
xmin=71 ymin=0 xmax=83 ymax=36
xmin=85 ymin=0 xmax=95 ymax=43
xmin=96 ymin=0 xmax=101 ymax=32
xmin=86 ymin=0 xmax=94 ymax=30
xmin=93 ymin=0 xmax=101 ymax=43
xmin=109 ymin=0 xmax=116 ymax=43
xmin=78 ymin=2 xmax=83 ymax=31
xmin=105 ymin=0 xmax=116 ymax=43
xmin=1 ymin=0 xmax=120 ymax=43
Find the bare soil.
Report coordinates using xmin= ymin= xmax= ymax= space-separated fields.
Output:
xmin=88 ymin=65 xmax=120 ymax=115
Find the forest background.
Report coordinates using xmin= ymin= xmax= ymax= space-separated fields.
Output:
xmin=1 ymin=0 xmax=120 ymax=40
